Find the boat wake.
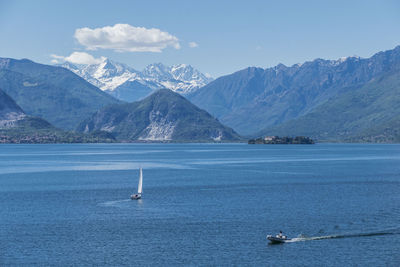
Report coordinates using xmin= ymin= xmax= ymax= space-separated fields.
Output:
xmin=99 ymin=199 xmax=131 ymax=207
xmin=286 ymin=229 xmax=399 ymax=243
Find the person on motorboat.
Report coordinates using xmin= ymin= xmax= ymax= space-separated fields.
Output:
xmin=277 ymin=231 xmax=286 ymax=239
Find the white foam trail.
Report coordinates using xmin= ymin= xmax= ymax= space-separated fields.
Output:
xmin=99 ymin=199 xmax=131 ymax=207
xmin=285 ymin=230 xmax=397 ymax=243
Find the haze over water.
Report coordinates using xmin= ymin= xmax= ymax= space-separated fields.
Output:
xmin=0 ymin=143 xmax=399 ymax=265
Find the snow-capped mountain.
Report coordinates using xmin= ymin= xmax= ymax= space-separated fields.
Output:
xmin=59 ymin=58 xmax=213 ymax=102
xmin=142 ymin=63 xmax=213 ymax=93
xmin=59 ymin=58 xmax=141 ymax=91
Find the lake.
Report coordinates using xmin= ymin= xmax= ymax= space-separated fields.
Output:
xmin=0 ymin=143 xmax=399 ymax=265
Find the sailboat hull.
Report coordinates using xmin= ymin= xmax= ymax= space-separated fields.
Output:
xmin=130 ymin=194 xmax=141 ymax=200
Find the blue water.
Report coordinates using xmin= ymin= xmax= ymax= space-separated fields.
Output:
xmin=0 ymin=143 xmax=399 ymax=265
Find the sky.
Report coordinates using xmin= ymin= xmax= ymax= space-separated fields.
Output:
xmin=0 ymin=0 xmax=399 ymax=77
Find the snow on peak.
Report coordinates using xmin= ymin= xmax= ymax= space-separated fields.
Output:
xmin=60 ymin=58 xmax=141 ymax=91
xmin=59 ymin=59 xmax=213 ymax=94
xmin=143 ymin=63 xmax=172 ymax=79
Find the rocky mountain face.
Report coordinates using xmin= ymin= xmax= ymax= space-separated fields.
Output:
xmin=0 ymin=58 xmax=120 ymax=130
xmin=188 ymin=46 xmax=400 ymax=136
xmin=76 ymin=89 xmax=241 ymax=142
xmin=59 ymin=59 xmax=213 ymax=102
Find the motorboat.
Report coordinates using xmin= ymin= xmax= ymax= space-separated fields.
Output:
xmin=267 ymin=233 xmax=291 ymax=244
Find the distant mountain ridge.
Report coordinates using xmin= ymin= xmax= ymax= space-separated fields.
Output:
xmin=260 ymin=70 xmax=400 ymax=142
xmin=0 ymin=58 xmax=120 ymax=130
xmin=59 ymin=58 xmax=213 ymax=102
xmin=188 ymin=46 xmax=400 ymax=136
xmin=76 ymin=89 xmax=241 ymax=142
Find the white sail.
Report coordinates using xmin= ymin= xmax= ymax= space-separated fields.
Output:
xmin=137 ymin=168 xmax=143 ymax=194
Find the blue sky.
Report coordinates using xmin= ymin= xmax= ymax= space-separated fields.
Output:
xmin=0 ymin=0 xmax=399 ymax=77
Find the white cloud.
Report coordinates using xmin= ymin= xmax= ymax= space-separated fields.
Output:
xmin=50 ymin=52 xmax=104 ymax=65
xmin=50 ymin=54 xmax=65 ymax=63
xmin=189 ymin=42 xmax=198 ymax=48
xmin=74 ymin=24 xmax=180 ymax=53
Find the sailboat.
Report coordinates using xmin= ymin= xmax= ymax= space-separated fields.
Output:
xmin=130 ymin=168 xmax=143 ymax=200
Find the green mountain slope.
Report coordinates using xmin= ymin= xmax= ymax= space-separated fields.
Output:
xmin=77 ymin=89 xmax=241 ymax=142
xmin=259 ymin=71 xmax=400 ymax=142
xmin=0 ymin=58 xmax=121 ymax=130
xmin=0 ymin=88 xmax=114 ymax=143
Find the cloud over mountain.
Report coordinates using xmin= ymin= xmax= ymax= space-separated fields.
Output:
xmin=51 ymin=52 xmax=104 ymax=65
xmin=74 ymin=24 xmax=181 ymax=52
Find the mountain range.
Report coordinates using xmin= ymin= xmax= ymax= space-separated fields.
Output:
xmin=0 ymin=57 xmax=237 ymax=142
xmin=188 ymin=46 xmax=400 ymax=139
xmin=76 ymin=89 xmax=241 ymax=142
xmin=1 ymin=45 xmax=400 ymax=143
xmin=59 ymin=59 xmax=213 ymax=102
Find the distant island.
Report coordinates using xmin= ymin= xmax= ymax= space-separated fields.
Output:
xmin=248 ymin=136 xmax=315 ymax=144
